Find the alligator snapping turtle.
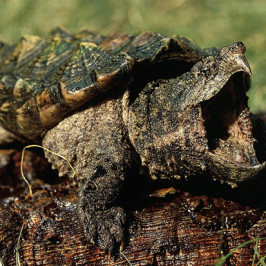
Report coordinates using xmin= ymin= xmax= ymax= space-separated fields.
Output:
xmin=0 ymin=28 xmax=265 ymax=251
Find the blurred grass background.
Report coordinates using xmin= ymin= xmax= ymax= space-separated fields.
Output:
xmin=0 ymin=0 xmax=265 ymax=112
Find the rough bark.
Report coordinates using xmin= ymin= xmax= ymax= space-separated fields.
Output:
xmin=0 ymin=151 xmax=265 ymax=265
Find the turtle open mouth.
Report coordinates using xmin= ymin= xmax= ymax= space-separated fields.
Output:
xmin=201 ymin=71 xmax=265 ymax=183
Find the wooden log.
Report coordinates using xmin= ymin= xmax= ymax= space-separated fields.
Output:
xmin=0 ymin=113 xmax=265 ymax=265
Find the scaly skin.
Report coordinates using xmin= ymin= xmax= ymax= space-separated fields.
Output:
xmin=41 ymin=41 xmax=265 ymax=251
xmin=42 ymin=89 xmax=134 ymax=251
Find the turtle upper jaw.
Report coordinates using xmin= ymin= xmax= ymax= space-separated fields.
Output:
xmin=201 ymin=71 xmax=266 ymax=185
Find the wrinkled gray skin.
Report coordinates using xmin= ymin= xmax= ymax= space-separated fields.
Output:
xmin=42 ymin=42 xmax=266 ymax=251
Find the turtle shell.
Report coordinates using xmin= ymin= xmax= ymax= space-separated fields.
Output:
xmin=0 ymin=27 xmax=218 ymax=141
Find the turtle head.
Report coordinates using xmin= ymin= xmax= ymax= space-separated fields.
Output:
xmin=194 ymin=42 xmax=266 ymax=185
xmin=129 ymin=42 xmax=266 ymax=185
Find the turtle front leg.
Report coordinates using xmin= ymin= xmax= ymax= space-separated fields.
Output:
xmin=78 ymin=171 xmax=126 ymax=251
xmin=41 ymin=92 xmax=135 ymax=252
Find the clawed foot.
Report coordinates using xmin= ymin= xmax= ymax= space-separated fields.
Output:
xmin=78 ymin=195 xmax=126 ymax=252
xmin=85 ymin=207 xmax=126 ymax=251
xmin=77 ymin=175 xmax=127 ymax=252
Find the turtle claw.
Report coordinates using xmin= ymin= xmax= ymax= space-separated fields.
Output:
xmin=120 ymin=238 xmax=126 ymax=251
xmin=79 ymin=204 xmax=126 ymax=252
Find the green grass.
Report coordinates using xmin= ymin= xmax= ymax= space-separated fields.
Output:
xmin=15 ymin=223 xmax=24 ymax=266
xmin=0 ymin=0 xmax=265 ymax=112
xmin=215 ymin=237 xmax=266 ymax=266
xmin=0 ymin=223 xmax=24 ymax=266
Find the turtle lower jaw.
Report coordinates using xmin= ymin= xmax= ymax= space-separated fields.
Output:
xmin=201 ymin=72 xmax=266 ymax=184
xmin=205 ymin=152 xmax=266 ymax=186
xmin=206 ymin=123 xmax=259 ymax=168
xmin=204 ymin=132 xmax=266 ymax=186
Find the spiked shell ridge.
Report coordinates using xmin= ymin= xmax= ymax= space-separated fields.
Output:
xmin=0 ymin=28 xmax=217 ymax=141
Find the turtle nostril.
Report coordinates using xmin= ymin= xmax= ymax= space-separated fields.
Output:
xmin=231 ymin=41 xmax=246 ymax=54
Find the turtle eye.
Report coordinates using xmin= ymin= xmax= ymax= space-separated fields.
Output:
xmin=201 ymin=65 xmax=210 ymax=76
